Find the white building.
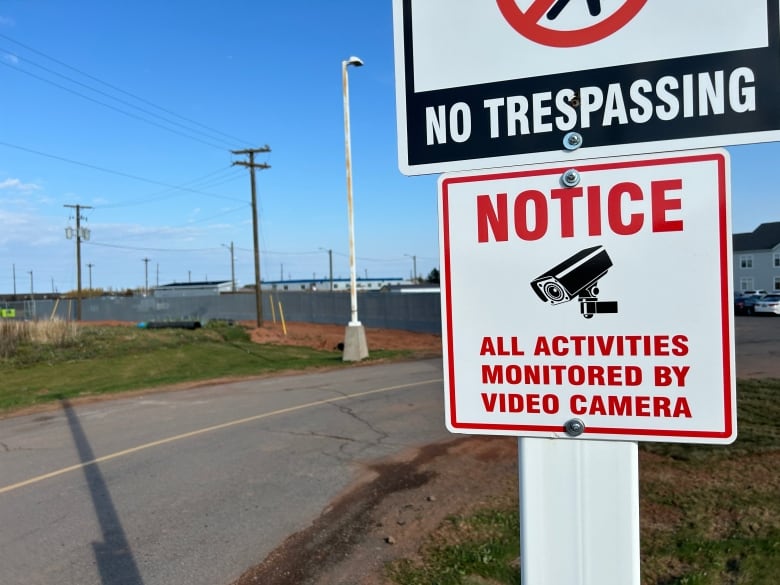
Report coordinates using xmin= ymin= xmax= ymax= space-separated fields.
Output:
xmin=153 ymin=280 xmax=233 ymax=298
xmin=733 ymin=222 xmax=780 ymax=293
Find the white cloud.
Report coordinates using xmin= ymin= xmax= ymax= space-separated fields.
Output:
xmin=0 ymin=177 xmax=41 ymax=192
xmin=2 ymin=52 xmax=18 ymax=65
xmin=0 ymin=209 xmax=61 ymax=247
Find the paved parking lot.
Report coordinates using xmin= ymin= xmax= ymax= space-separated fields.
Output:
xmin=735 ymin=315 xmax=780 ymax=378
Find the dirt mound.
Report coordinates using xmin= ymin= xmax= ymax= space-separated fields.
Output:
xmin=246 ymin=321 xmax=442 ymax=355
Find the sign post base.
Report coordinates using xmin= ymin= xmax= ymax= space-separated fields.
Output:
xmin=519 ymin=438 xmax=640 ymax=585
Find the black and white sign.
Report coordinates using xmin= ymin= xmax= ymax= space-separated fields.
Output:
xmin=393 ymin=0 xmax=780 ymax=175
xmin=439 ymin=150 xmax=736 ymax=443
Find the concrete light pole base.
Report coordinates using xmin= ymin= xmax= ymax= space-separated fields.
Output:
xmin=343 ymin=323 xmax=369 ymax=361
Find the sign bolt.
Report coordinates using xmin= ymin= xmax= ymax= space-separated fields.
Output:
xmin=563 ymin=131 xmax=583 ymax=150
xmin=561 ymin=169 xmax=581 ymax=188
xmin=564 ymin=418 xmax=585 ymax=437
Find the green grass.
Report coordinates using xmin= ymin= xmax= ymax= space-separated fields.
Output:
xmin=387 ymin=510 xmax=521 ymax=585
xmin=386 ymin=379 xmax=780 ymax=585
xmin=638 ymin=379 xmax=780 ymax=585
xmin=0 ymin=322 xmax=409 ymax=412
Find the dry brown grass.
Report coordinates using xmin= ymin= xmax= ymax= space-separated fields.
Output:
xmin=0 ymin=319 xmax=80 ymax=357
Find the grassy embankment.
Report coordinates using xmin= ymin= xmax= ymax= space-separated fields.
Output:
xmin=386 ymin=379 xmax=780 ymax=585
xmin=0 ymin=320 xmax=407 ymax=412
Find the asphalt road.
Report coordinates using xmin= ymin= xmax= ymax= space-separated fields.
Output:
xmin=734 ymin=315 xmax=780 ymax=378
xmin=0 ymin=359 xmax=448 ymax=585
xmin=0 ymin=317 xmax=777 ymax=585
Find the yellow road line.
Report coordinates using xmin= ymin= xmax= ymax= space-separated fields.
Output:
xmin=0 ymin=378 xmax=442 ymax=495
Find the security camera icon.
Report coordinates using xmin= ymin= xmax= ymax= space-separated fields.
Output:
xmin=530 ymin=245 xmax=619 ymax=319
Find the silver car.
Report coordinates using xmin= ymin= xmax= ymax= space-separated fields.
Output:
xmin=754 ymin=294 xmax=780 ymax=315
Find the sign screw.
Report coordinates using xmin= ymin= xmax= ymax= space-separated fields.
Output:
xmin=563 ymin=131 xmax=582 ymax=150
xmin=564 ymin=418 xmax=585 ymax=437
xmin=561 ymin=168 xmax=580 ymax=188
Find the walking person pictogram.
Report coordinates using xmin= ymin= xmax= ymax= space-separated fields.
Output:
xmin=547 ymin=0 xmax=602 ymax=20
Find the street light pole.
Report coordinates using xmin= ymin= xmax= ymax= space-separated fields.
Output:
xmin=319 ymin=247 xmax=334 ymax=291
xmin=28 ymin=270 xmax=34 ymax=319
xmin=405 ymin=254 xmax=418 ymax=283
xmin=142 ymin=257 xmax=150 ymax=295
xmin=223 ymin=242 xmax=236 ymax=292
xmin=328 ymin=248 xmax=333 ymax=292
xmin=342 ymin=55 xmax=369 ymax=361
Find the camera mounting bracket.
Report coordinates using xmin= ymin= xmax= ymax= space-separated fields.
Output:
xmin=577 ymin=281 xmax=618 ymax=319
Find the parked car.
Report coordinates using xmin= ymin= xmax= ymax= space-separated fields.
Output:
xmin=754 ymin=294 xmax=780 ymax=315
xmin=734 ymin=294 xmax=764 ymax=315
xmin=741 ymin=289 xmax=768 ymax=297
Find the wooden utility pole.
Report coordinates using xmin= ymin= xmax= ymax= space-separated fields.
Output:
xmin=232 ymin=146 xmax=271 ymax=327
xmin=64 ymin=204 xmax=93 ymax=321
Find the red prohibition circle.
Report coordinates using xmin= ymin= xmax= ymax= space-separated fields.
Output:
xmin=496 ymin=0 xmax=647 ymax=48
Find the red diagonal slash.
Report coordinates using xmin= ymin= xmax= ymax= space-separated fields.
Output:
xmin=496 ymin=0 xmax=646 ymax=47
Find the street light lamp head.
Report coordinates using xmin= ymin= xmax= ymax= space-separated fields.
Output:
xmin=346 ymin=56 xmax=364 ymax=67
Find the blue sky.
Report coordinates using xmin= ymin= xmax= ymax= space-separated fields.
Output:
xmin=1 ymin=2 xmax=779 ymax=294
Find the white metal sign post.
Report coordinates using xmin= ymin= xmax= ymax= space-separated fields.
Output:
xmin=393 ymin=0 xmax=780 ymax=175
xmin=519 ymin=438 xmax=639 ymax=584
xmin=438 ymin=150 xmax=735 ymax=583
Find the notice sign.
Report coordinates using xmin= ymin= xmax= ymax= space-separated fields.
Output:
xmin=439 ymin=150 xmax=736 ymax=443
xmin=393 ymin=0 xmax=780 ymax=175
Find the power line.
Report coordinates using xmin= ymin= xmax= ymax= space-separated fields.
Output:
xmin=0 ymin=140 xmax=247 ymax=204
xmin=95 ymin=205 xmax=248 ymax=244
xmin=176 ymin=206 xmax=249 ymax=226
xmin=97 ymin=166 xmax=244 ymax=209
xmin=0 ymin=47 xmax=240 ymax=148
xmin=0 ymin=32 xmax=252 ymax=146
xmin=0 ymin=58 xmax=230 ymax=150
xmin=86 ymin=241 xmax=223 ymax=253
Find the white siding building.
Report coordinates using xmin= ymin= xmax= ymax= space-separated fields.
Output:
xmin=733 ymin=222 xmax=780 ymax=293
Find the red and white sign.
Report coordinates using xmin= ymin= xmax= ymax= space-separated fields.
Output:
xmin=439 ymin=150 xmax=736 ymax=443
xmin=394 ymin=0 xmax=780 ymax=175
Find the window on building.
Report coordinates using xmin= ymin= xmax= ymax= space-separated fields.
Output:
xmin=774 ymin=253 xmax=780 ymax=267
xmin=740 ymin=255 xmax=753 ymax=269
xmin=774 ymin=276 xmax=780 ymax=291
xmin=740 ymin=277 xmax=754 ymax=292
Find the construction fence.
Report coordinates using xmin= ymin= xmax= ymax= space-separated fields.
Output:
xmin=0 ymin=291 xmax=442 ymax=334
